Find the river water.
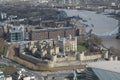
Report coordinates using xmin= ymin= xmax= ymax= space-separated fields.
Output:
xmin=102 ymin=38 xmax=120 ymax=49
xmin=63 ymin=9 xmax=120 ymax=49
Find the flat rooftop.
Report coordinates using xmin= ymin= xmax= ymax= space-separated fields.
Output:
xmin=87 ymin=61 xmax=120 ymax=73
xmin=32 ymin=27 xmax=74 ymax=32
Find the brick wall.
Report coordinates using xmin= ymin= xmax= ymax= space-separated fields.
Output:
xmin=30 ymin=27 xmax=76 ymax=40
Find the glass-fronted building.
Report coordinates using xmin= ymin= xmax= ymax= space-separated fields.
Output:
xmin=86 ymin=61 xmax=120 ymax=80
xmin=9 ymin=31 xmax=23 ymax=42
xmin=8 ymin=25 xmax=24 ymax=42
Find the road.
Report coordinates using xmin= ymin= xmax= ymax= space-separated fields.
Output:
xmin=0 ymin=58 xmax=44 ymax=80
xmin=0 ymin=58 xmax=86 ymax=80
xmin=43 ymin=70 xmax=86 ymax=80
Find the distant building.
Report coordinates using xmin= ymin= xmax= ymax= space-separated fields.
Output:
xmin=0 ymin=71 xmax=12 ymax=80
xmin=38 ymin=0 xmax=49 ymax=3
xmin=0 ymin=13 xmax=7 ymax=20
xmin=27 ymin=40 xmax=59 ymax=59
xmin=0 ymin=71 xmax=5 ymax=80
xmin=12 ymin=68 xmax=35 ymax=80
xmin=19 ymin=36 xmax=78 ymax=65
xmin=5 ymin=76 xmax=12 ymax=80
xmin=29 ymin=27 xmax=76 ymax=40
xmin=77 ymin=52 xmax=102 ymax=61
xmin=70 ymin=18 xmax=86 ymax=36
xmin=8 ymin=25 xmax=24 ymax=42
xmin=52 ymin=0 xmax=80 ymax=4
xmin=30 ymin=29 xmax=48 ymax=40
xmin=86 ymin=61 xmax=120 ymax=80
xmin=57 ymin=35 xmax=77 ymax=55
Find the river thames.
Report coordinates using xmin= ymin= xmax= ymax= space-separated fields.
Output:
xmin=63 ymin=9 xmax=120 ymax=49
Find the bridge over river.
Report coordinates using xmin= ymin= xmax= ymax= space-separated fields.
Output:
xmin=63 ymin=9 xmax=119 ymax=37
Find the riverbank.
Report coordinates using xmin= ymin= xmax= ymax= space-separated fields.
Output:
xmin=63 ymin=9 xmax=118 ymax=36
xmin=63 ymin=9 xmax=120 ymax=50
xmin=102 ymin=38 xmax=120 ymax=49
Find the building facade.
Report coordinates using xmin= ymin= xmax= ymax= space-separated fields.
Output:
xmin=0 ymin=71 xmax=5 ymax=80
xmin=78 ymin=52 xmax=102 ymax=61
xmin=29 ymin=27 xmax=76 ymax=40
xmin=8 ymin=25 xmax=24 ymax=42
xmin=12 ymin=68 xmax=35 ymax=80
xmin=57 ymin=35 xmax=77 ymax=55
xmin=86 ymin=61 xmax=120 ymax=80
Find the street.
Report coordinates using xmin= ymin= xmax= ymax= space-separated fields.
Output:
xmin=0 ymin=58 xmax=44 ymax=80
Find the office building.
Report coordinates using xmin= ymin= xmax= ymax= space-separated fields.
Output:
xmin=29 ymin=27 xmax=76 ymax=40
xmin=86 ymin=61 xmax=120 ymax=80
xmin=8 ymin=25 xmax=24 ymax=42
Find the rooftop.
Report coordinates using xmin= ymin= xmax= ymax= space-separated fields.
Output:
xmin=32 ymin=27 xmax=74 ymax=32
xmin=87 ymin=61 xmax=120 ymax=73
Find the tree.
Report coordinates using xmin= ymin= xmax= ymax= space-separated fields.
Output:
xmin=0 ymin=38 xmax=7 ymax=57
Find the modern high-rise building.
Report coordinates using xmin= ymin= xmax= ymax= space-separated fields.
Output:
xmin=86 ymin=61 xmax=120 ymax=80
xmin=8 ymin=25 xmax=24 ymax=42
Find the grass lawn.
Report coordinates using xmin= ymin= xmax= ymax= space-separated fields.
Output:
xmin=77 ymin=45 xmax=87 ymax=53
